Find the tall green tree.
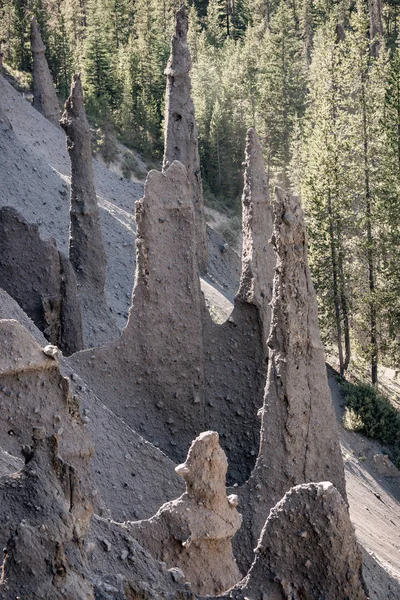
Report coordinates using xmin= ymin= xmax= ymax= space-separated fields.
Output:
xmin=257 ymin=0 xmax=307 ymax=185
xmin=297 ymin=20 xmax=352 ymax=375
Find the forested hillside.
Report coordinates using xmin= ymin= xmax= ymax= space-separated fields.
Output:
xmin=1 ymin=0 xmax=399 ymax=384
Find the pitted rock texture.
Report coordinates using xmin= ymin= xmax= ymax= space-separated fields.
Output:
xmin=237 ymin=127 xmax=275 ymax=352
xmin=202 ymin=300 xmax=265 ymax=486
xmin=30 ymin=17 xmax=60 ymax=127
xmin=0 ymin=206 xmax=83 ymax=355
xmin=69 ymin=144 xmax=268 ymax=483
xmin=163 ymin=6 xmax=208 ymax=274
xmin=128 ymin=431 xmax=242 ymax=596
xmin=233 ymin=188 xmax=346 ymax=571
xmin=0 ymin=289 xmax=185 ymax=523
xmin=226 ymin=483 xmax=367 ymax=600
xmin=0 ymin=429 xmax=94 ymax=599
xmin=69 ymin=161 xmax=205 ymax=464
xmin=60 ymin=74 xmax=118 ymax=347
xmin=0 ymin=319 xmax=91 ymax=476
xmin=203 ymin=128 xmax=274 ymax=485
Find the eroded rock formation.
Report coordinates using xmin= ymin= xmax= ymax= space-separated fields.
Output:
xmin=234 ymin=188 xmax=347 ymax=570
xmin=30 ymin=17 xmax=60 ymax=127
xmin=0 ymin=429 xmax=94 ymax=599
xmin=0 ymin=206 xmax=83 ymax=355
xmin=202 ymin=300 xmax=265 ymax=485
xmin=0 ymin=319 xmax=91 ymax=473
xmin=60 ymin=74 xmax=118 ymax=346
xmin=163 ymin=6 xmax=208 ymax=274
xmin=202 ymin=129 xmax=274 ymax=485
xmin=69 ymin=161 xmax=205 ymax=463
xmin=226 ymin=482 xmax=367 ymax=600
xmin=128 ymin=431 xmax=242 ymax=595
xmin=237 ymin=127 xmax=274 ymax=351
xmin=69 ymin=131 xmax=272 ymax=484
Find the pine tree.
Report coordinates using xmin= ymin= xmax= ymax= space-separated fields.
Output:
xmin=297 ymin=20 xmax=352 ymax=375
xmin=82 ymin=0 xmax=120 ymax=118
xmin=257 ymin=0 xmax=307 ymax=186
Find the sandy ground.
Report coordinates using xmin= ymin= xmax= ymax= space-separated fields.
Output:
xmin=0 ymin=74 xmax=240 ymax=339
xmin=327 ymin=369 xmax=400 ymax=598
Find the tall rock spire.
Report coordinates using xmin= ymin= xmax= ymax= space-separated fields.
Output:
xmin=69 ymin=161 xmax=205 ymax=462
xmin=237 ymin=128 xmax=275 ymax=352
xmin=30 ymin=17 xmax=60 ymax=127
xmin=163 ymin=6 xmax=208 ymax=274
xmin=60 ymin=74 xmax=117 ymax=346
xmin=234 ymin=188 xmax=347 ymax=571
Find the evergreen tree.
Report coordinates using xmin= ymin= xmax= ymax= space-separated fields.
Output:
xmin=297 ymin=20 xmax=352 ymax=375
xmin=82 ymin=0 xmax=120 ymax=118
xmin=257 ymin=0 xmax=307 ymax=185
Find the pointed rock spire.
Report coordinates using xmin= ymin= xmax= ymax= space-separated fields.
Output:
xmin=234 ymin=188 xmax=347 ymax=571
xmin=60 ymin=73 xmax=106 ymax=293
xmin=60 ymin=74 xmax=117 ymax=346
xmin=237 ymin=128 xmax=275 ymax=351
xmin=69 ymin=161 xmax=205 ymax=463
xmin=30 ymin=17 xmax=60 ymax=127
xmin=163 ymin=6 xmax=208 ymax=274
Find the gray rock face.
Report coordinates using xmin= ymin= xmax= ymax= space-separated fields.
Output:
xmin=60 ymin=74 xmax=118 ymax=346
xmin=226 ymin=483 xmax=367 ymax=600
xmin=203 ymin=128 xmax=273 ymax=485
xmin=0 ymin=319 xmax=91 ymax=476
xmin=0 ymin=429 xmax=94 ymax=600
xmin=234 ymin=188 xmax=347 ymax=571
xmin=202 ymin=300 xmax=265 ymax=486
xmin=128 ymin=431 xmax=242 ymax=596
xmin=30 ymin=17 xmax=60 ymax=127
xmin=69 ymin=162 xmax=205 ymax=463
xmin=69 ymin=134 xmax=272 ymax=484
xmin=163 ymin=6 xmax=208 ymax=274
xmin=237 ymin=128 xmax=275 ymax=352
xmin=0 ymin=206 xmax=83 ymax=355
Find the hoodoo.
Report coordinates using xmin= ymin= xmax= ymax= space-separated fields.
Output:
xmin=128 ymin=431 xmax=242 ymax=596
xmin=163 ymin=6 xmax=208 ymax=274
xmin=237 ymin=127 xmax=275 ymax=351
xmin=69 ymin=161 xmax=205 ymax=463
xmin=202 ymin=128 xmax=274 ymax=485
xmin=226 ymin=483 xmax=366 ymax=600
xmin=30 ymin=17 xmax=60 ymax=127
xmin=234 ymin=187 xmax=347 ymax=570
xmin=60 ymin=74 xmax=117 ymax=346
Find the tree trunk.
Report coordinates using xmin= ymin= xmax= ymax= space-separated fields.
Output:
xmin=362 ymin=77 xmax=378 ymax=384
xmin=327 ymin=190 xmax=345 ymax=376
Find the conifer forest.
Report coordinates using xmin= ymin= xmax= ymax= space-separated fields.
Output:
xmin=1 ymin=0 xmax=400 ymax=384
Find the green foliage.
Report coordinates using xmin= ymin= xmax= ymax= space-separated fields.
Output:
xmin=256 ymin=0 xmax=307 ymax=184
xmin=122 ymin=151 xmax=147 ymax=179
xmin=341 ymin=380 xmax=400 ymax=467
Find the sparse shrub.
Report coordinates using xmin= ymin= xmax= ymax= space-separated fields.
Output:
xmin=122 ymin=151 xmax=146 ymax=180
xmin=98 ymin=128 xmax=119 ymax=165
xmin=341 ymin=380 xmax=400 ymax=467
xmin=217 ymin=215 xmax=242 ymax=249
xmin=342 ymin=407 xmax=364 ymax=433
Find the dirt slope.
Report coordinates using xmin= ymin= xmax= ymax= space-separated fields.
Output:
xmin=0 ymin=74 xmax=240 ymax=338
xmin=327 ymin=369 xmax=400 ymax=598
